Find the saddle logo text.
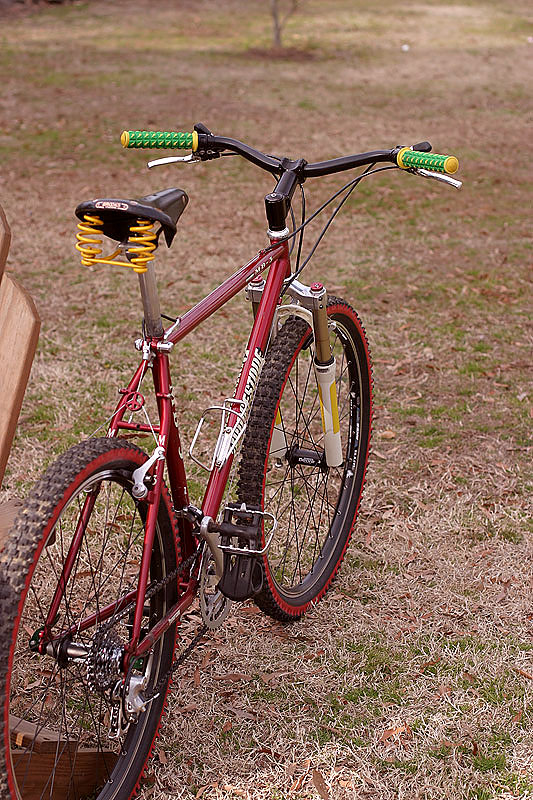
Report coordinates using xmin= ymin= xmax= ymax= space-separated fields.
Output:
xmin=95 ymin=201 xmax=129 ymax=211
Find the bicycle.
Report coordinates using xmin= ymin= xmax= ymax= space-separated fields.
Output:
xmin=0 ymin=123 xmax=460 ymax=800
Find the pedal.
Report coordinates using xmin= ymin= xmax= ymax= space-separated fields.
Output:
xmin=213 ymin=503 xmax=276 ymax=601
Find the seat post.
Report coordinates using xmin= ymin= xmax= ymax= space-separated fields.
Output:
xmin=138 ymin=264 xmax=164 ymax=338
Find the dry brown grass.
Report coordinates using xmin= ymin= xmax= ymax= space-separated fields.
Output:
xmin=1 ymin=0 xmax=532 ymax=797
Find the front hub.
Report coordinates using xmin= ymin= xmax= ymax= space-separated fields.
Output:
xmin=286 ymin=446 xmax=327 ymax=471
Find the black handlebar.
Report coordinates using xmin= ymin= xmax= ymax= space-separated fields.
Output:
xmin=195 ymin=130 xmax=401 ymax=179
xmin=190 ymin=124 xmax=441 ymax=232
xmin=304 ymin=150 xmax=399 ymax=178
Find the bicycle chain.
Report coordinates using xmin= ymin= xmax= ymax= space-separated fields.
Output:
xmin=142 ymin=623 xmax=208 ymax=703
xmin=87 ymin=547 xmax=207 ymax=699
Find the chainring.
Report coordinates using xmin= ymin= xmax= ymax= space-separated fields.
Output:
xmin=199 ymin=548 xmax=232 ymax=629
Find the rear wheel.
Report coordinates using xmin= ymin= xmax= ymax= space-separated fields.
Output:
xmin=0 ymin=437 xmax=179 ymax=800
xmin=238 ymin=297 xmax=372 ymax=621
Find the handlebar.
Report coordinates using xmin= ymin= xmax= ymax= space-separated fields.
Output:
xmin=120 ymin=127 xmax=459 ymax=179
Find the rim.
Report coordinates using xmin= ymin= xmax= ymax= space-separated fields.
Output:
xmin=264 ymin=315 xmax=363 ymax=597
xmin=7 ymin=466 xmax=170 ymax=800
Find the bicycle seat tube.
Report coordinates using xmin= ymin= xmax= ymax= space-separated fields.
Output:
xmin=138 ymin=263 xmax=164 ymax=338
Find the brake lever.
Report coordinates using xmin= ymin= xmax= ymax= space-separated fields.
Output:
xmin=147 ymin=154 xmax=200 ymax=169
xmin=415 ymin=168 xmax=462 ymax=190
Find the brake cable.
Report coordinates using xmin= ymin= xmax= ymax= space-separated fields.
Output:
xmin=281 ymin=164 xmax=398 ymax=292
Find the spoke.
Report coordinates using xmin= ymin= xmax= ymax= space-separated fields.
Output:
xmin=99 ymin=489 xmax=139 ymax=625
xmin=293 ymin=359 xmax=322 ymax=453
xmin=269 ymin=462 xmax=292 ymax=516
xmin=286 ymin=356 xmax=319 ymax=454
xmin=12 ymin=664 xmax=58 ymax=794
xmin=337 ymin=379 xmax=354 ymax=428
xmin=296 ymin=464 xmax=324 ymax=570
xmin=277 ymin=476 xmax=295 ymax=584
xmin=94 ymin=482 xmax=129 ymax=612
xmin=323 ymin=473 xmax=333 ymax=534
xmin=288 ymin=469 xmax=303 ymax=584
xmin=289 ymin=465 xmax=322 ymax=582
xmin=51 ymin=666 xmax=75 ymax=800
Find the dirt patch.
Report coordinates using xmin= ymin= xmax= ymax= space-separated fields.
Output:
xmin=243 ymin=46 xmax=320 ymax=61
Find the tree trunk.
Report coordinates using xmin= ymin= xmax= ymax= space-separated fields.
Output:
xmin=270 ymin=0 xmax=282 ymax=48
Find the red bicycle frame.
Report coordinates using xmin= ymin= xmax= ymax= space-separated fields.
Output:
xmin=42 ymin=240 xmax=290 ymax=667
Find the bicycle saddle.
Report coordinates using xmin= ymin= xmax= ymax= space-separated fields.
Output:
xmin=75 ymin=187 xmax=188 ymax=247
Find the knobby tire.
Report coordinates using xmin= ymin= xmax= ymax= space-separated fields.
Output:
xmin=238 ymin=297 xmax=372 ymax=621
xmin=0 ymin=437 xmax=180 ymax=800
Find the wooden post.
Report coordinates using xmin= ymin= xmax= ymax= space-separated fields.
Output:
xmin=0 ymin=204 xmax=11 ymax=282
xmin=0 ymin=274 xmax=41 ymax=488
xmin=0 ymin=205 xmax=35 ymax=550
xmin=0 ymin=205 xmax=41 ymax=492
xmin=10 ymin=715 xmax=118 ymax=800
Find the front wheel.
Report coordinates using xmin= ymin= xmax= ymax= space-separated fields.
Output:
xmin=0 ymin=437 xmax=180 ymax=800
xmin=238 ymin=297 xmax=372 ymax=621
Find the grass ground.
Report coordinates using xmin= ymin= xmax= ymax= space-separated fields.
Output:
xmin=0 ymin=0 xmax=532 ymax=797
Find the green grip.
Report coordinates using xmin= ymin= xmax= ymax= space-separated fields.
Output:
xmin=397 ymin=148 xmax=459 ymax=174
xmin=121 ymin=130 xmax=197 ymax=150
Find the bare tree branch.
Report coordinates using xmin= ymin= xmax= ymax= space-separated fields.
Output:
xmin=270 ymin=0 xmax=300 ymax=48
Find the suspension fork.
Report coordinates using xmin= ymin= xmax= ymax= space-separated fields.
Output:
xmin=310 ymin=283 xmax=343 ymax=467
xmin=248 ymin=277 xmax=343 ymax=467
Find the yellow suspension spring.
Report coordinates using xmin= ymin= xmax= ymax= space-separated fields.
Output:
xmin=126 ymin=219 xmax=157 ymax=274
xmin=75 ymin=216 xmax=157 ymax=274
xmin=76 ymin=214 xmax=104 ymax=266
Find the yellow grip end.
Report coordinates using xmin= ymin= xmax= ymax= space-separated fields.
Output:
xmin=192 ymin=131 xmax=198 ymax=152
xmin=120 ymin=131 xmax=130 ymax=148
xmin=443 ymin=155 xmax=459 ymax=174
xmin=396 ymin=147 xmax=410 ymax=169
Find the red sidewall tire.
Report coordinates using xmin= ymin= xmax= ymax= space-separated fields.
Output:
xmin=1 ymin=438 xmax=179 ymax=800
xmin=238 ymin=299 xmax=372 ymax=622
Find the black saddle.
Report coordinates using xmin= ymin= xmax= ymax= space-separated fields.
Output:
xmin=75 ymin=187 xmax=188 ymax=248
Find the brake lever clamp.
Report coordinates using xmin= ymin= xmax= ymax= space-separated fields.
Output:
xmin=196 ymin=149 xmax=221 ymax=161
